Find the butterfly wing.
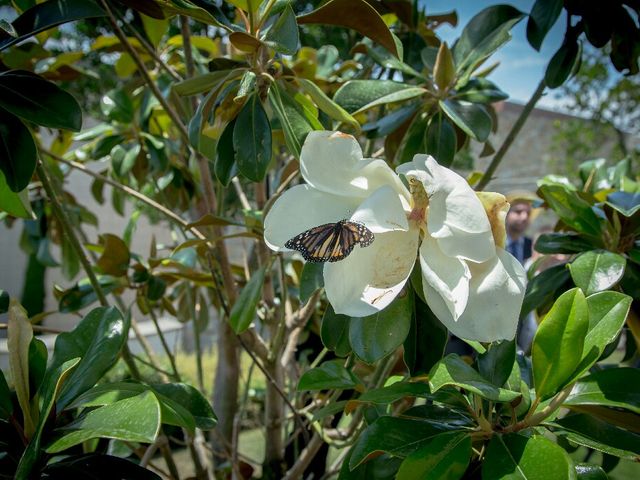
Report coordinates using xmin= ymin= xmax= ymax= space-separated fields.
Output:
xmin=285 ymin=221 xmax=374 ymax=263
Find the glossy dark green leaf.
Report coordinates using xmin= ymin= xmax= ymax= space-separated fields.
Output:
xmin=0 ymin=169 xmax=34 ymax=218
xmin=96 ymin=233 xmax=130 ymax=277
xmin=58 ymin=276 xmax=121 ymax=313
xmin=48 ymin=306 xmax=129 ymax=410
xmin=28 ymin=337 xmax=47 ymax=394
xmin=298 ymin=78 xmax=359 ymax=130
xmin=363 ymin=104 xmax=418 ymax=139
xmin=565 ymin=368 xmax=640 ymax=415
xmin=425 ymin=114 xmax=457 ymax=166
xmin=349 ymin=416 xmax=449 ymax=469
xmin=214 ymin=119 xmax=237 ymax=186
xmin=321 ymin=305 xmax=352 ymax=357
xmin=534 ymin=233 xmax=594 ymax=254
xmin=606 ymin=191 xmax=640 ymax=217
xmin=46 ymin=391 xmax=161 ymax=453
xmin=263 ymin=5 xmax=298 ymax=54
xmin=268 ymin=82 xmax=314 ymax=159
xmin=152 ymin=383 xmax=217 ymax=430
xmin=338 ymin=451 xmax=401 ymax=480
xmin=334 ymin=80 xmax=416 ymax=113
xmin=0 ymin=370 xmax=12 ymax=420
xmin=483 ymin=434 xmax=575 ymax=479
xmin=569 ymin=250 xmax=626 ymax=296
xmin=555 ymin=413 xmax=640 ymax=461
xmin=40 ymin=454 xmax=161 ymax=480
xmin=100 ymin=89 xmax=133 ymax=124
xmin=299 ymin=261 xmax=324 ymax=303
xmin=396 ymin=432 xmax=471 ymax=480
xmin=188 ymin=87 xmax=217 ymax=159
xmin=0 ymin=109 xmax=36 ymax=192
xmin=349 ymin=291 xmax=412 ymax=364
xmin=403 ymin=294 xmax=448 ymax=376
xmin=357 ymin=382 xmax=430 ymax=404
xmin=429 ymin=354 xmax=520 ymax=402
xmin=233 ymin=94 xmax=271 ymax=181
xmin=297 ymin=0 xmax=400 ymax=58
xmin=574 ymin=463 xmax=607 ymax=480
xmin=439 ymin=99 xmax=491 ymax=142
xmin=0 ymin=0 xmax=105 ymax=51
xmin=229 ymin=266 xmax=265 ymax=333
xmin=538 ymin=185 xmax=603 ymax=237
xmin=545 ymin=38 xmax=582 ymax=89
xmin=521 ymin=264 xmax=571 ymax=317
xmin=0 ymin=70 xmax=81 ymax=130
xmin=453 ymin=5 xmax=524 ymax=78
xmin=298 ymin=360 xmax=362 ymax=391
xmin=174 ymin=70 xmax=236 ymax=97
xmin=478 ymin=339 xmax=516 ymax=388
xmin=456 ymin=77 xmax=509 ymax=103
xmin=532 ymin=288 xmax=588 ymax=400
xmin=568 ymin=291 xmax=631 ymax=381
xmin=526 ymin=0 xmax=563 ymax=51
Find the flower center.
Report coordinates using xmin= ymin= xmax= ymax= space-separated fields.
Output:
xmin=407 ymin=178 xmax=428 ymax=228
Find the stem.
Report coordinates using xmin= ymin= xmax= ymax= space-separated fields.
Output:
xmin=503 ymin=385 xmax=573 ymax=433
xmin=145 ymin=298 xmax=181 ymax=381
xmin=475 ymin=79 xmax=546 ymax=191
xmin=180 ymin=16 xmax=196 ymax=79
xmin=100 ymin=0 xmax=190 ymax=144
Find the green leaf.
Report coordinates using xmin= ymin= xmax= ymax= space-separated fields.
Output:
xmin=478 ymin=339 xmax=516 ymax=388
xmin=357 ymin=382 xmax=430 ymax=404
xmin=152 ymin=383 xmax=217 ymax=430
xmin=339 ymin=451 xmax=401 ymax=480
xmin=0 ymin=169 xmax=34 ymax=218
xmin=334 ymin=80 xmax=418 ymax=113
xmin=0 ymin=70 xmax=82 ymax=131
xmin=0 ymin=109 xmax=36 ymax=192
xmin=0 ymin=0 xmax=106 ymax=51
xmin=403 ymin=293 xmax=448 ymax=376
xmin=214 ymin=119 xmax=237 ymax=186
xmin=28 ymin=337 xmax=47 ymax=394
xmin=268 ymin=81 xmax=317 ymax=159
xmin=48 ymin=306 xmax=129 ymax=410
xmin=8 ymin=298 xmax=35 ymax=437
xmin=565 ymin=368 xmax=640 ymax=415
xmin=456 ymin=78 xmax=509 ymax=103
xmin=574 ymin=464 xmax=607 ymax=480
xmin=46 ymin=391 xmax=161 ymax=453
xmin=0 ymin=370 xmax=12 ymax=420
xmin=538 ymin=185 xmax=603 ymax=237
xmin=96 ymin=233 xmax=130 ymax=277
xmin=429 ymin=354 xmax=520 ymax=402
xmin=527 ymin=0 xmax=564 ymax=51
xmin=362 ymin=104 xmax=418 ymax=139
xmin=100 ymin=89 xmax=133 ymax=124
xmin=555 ymin=413 xmax=640 ymax=461
xmin=297 ymin=0 xmax=400 ymax=58
xmin=396 ymin=432 xmax=471 ymax=480
xmin=173 ymin=69 xmax=237 ymax=96
xmin=606 ymin=191 xmax=640 ymax=217
xmin=439 ymin=99 xmax=492 ymax=142
xmin=15 ymin=357 xmax=80 ymax=479
xmin=349 ymin=416 xmax=449 ymax=469
xmin=352 ymin=87 xmax=427 ymax=116
xmin=545 ymin=38 xmax=582 ymax=89
xmin=434 ymin=42 xmax=456 ymax=91
xmin=188 ymin=87 xmax=218 ymax=160
xmin=233 ymin=94 xmax=272 ymax=182
xmin=453 ymin=5 xmax=524 ymax=79
xmin=483 ymin=434 xmax=575 ymax=479
xmin=298 ymin=360 xmax=362 ymax=391
xmin=263 ymin=5 xmax=298 ymax=54
xmin=229 ymin=266 xmax=266 ymax=333
xmin=569 ymin=250 xmax=626 ymax=296
xmin=298 ymin=78 xmax=359 ymax=130
xmin=534 ymin=233 xmax=594 ymax=254
xmin=521 ymin=264 xmax=571 ymax=317
xmin=425 ymin=114 xmax=457 ymax=167
xmin=321 ymin=305 xmax=352 ymax=357
xmin=299 ymin=261 xmax=324 ymax=303
xmin=40 ymin=454 xmax=162 ymax=480
xmin=349 ymin=291 xmax=412 ymax=364
xmin=532 ymin=288 xmax=589 ymax=400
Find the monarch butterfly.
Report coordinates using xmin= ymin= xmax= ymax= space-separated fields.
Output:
xmin=285 ymin=220 xmax=374 ymax=263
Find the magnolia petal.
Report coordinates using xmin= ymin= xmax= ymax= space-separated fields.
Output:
xmin=477 ymin=192 xmax=509 ymax=249
xmin=419 ymin=234 xmax=470 ymax=321
xmin=423 ymin=248 xmax=527 ymax=343
xmin=264 ymin=185 xmax=359 ymax=250
xmin=398 ymin=154 xmax=494 ymax=262
xmin=301 ymin=131 xmax=408 ymax=200
xmin=350 ymin=185 xmax=409 ymax=233
xmin=324 ymin=229 xmax=419 ymax=317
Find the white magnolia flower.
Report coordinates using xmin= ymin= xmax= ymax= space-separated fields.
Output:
xmin=264 ymin=131 xmax=526 ymax=342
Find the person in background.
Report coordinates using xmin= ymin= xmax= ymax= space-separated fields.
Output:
xmin=505 ymin=191 xmax=539 ymax=353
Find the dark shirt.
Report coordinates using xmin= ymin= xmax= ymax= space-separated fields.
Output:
xmin=506 ymin=235 xmax=532 ymax=265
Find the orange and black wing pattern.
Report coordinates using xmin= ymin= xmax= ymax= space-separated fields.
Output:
xmin=284 ymin=220 xmax=374 ymax=263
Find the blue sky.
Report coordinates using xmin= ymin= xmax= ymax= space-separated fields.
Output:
xmin=424 ymin=0 xmax=568 ymax=110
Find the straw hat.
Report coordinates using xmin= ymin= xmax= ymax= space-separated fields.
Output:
xmin=505 ymin=190 xmax=542 ymax=221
